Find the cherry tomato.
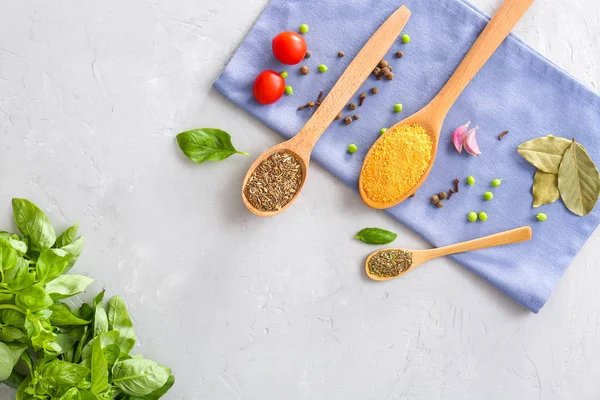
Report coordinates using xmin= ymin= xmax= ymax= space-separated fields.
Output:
xmin=272 ymin=32 xmax=307 ymax=65
xmin=253 ymin=70 xmax=285 ymax=104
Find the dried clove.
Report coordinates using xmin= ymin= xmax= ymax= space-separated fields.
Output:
xmin=316 ymin=90 xmax=324 ymax=107
xmin=359 ymin=93 xmax=366 ymax=107
xmin=498 ymin=130 xmax=509 ymax=140
xmin=453 ymin=178 xmax=459 ymax=193
xmin=448 ymin=188 xmax=457 ymax=199
xmin=297 ymin=101 xmax=315 ymax=111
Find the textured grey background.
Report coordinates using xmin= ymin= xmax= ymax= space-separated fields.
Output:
xmin=0 ymin=0 xmax=599 ymax=399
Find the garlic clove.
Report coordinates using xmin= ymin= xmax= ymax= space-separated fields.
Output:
xmin=452 ymin=121 xmax=470 ymax=153
xmin=463 ymin=126 xmax=481 ymax=156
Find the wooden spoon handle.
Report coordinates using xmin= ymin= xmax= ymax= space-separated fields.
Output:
xmin=429 ymin=0 xmax=534 ymax=119
xmin=429 ymin=226 xmax=532 ymax=258
xmin=290 ymin=6 xmax=411 ymax=156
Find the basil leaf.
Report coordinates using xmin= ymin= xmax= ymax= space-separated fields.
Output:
xmin=130 ymin=374 xmax=175 ymax=400
xmin=81 ymin=331 xmax=120 ymax=361
xmin=532 ymin=170 xmax=560 ymax=208
xmin=40 ymin=359 xmax=90 ymax=386
xmin=0 ymin=325 xmax=26 ymax=342
xmin=16 ymin=375 xmax=32 ymax=400
xmin=8 ymin=238 xmax=28 ymax=255
xmin=0 ymin=342 xmax=15 ymax=380
xmin=61 ymin=236 xmax=85 ymax=271
xmin=4 ymin=257 xmax=36 ymax=290
xmin=108 ymin=296 xmax=136 ymax=354
xmin=49 ymin=302 xmax=91 ymax=326
xmin=2 ymin=309 xmax=26 ymax=327
xmin=354 ymin=228 xmax=398 ymax=245
xmin=90 ymin=335 xmax=109 ymax=393
xmin=0 ymin=239 xmax=17 ymax=274
xmin=3 ymin=370 xmax=26 ymax=390
xmin=24 ymin=310 xmax=60 ymax=353
xmin=15 ymin=285 xmax=53 ymax=312
xmin=94 ymin=303 xmax=109 ymax=336
xmin=517 ymin=136 xmax=571 ymax=174
xmin=112 ymin=359 xmax=170 ymax=397
xmin=36 ymin=248 xmax=71 ymax=284
xmin=12 ymin=198 xmax=56 ymax=252
xmin=45 ymin=275 xmax=95 ymax=300
xmin=176 ymin=128 xmax=249 ymax=164
xmin=54 ymin=222 xmax=80 ymax=248
xmin=7 ymin=343 xmax=28 ymax=366
xmin=56 ymin=327 xmax=84 ymax=356
xmin=103 ymin=343 xmax=121 ymax=370
xmin=93 ymin=290 xmax=105 ymax=308
xmin=558 ymin=140 xmax=600 ymax=216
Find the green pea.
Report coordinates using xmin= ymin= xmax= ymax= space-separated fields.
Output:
xmin=483 ymin=192 xmax=493 ymax=201
xmin=468 ymin=212 xmax=478 ymax=222
xmin=379 ymin=128 xmax=388 ymax=136
xmin=393 ymin=104 xmax=403 ymax=113
xmin=348 ymin=144 xmax=358 ymax=154
xmin=280 ymin=70 xmax=288 ymax=79
xmin=467 ymin=176 xmax=475 ymax=186
xmin=478 ymin=212 xmax=488 ymax=222
xmin=299 ymin=24 xmax=309 ymax=34
xmin=401 ymin=33 xmax=411 ymax=44
xmin=318 ymin=64 xmax=328 ymax=73
xmin=491 ymin=179 xmax=502 ymax=187
xmin=285 ymin=86 xmax=293 ymax=95
xmin=536 ymin=213 xmax=548 ymax=222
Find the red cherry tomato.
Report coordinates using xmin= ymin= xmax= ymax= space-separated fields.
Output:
xmin=272 ymin=31 xmax=307 ymax=65
xmin=253 ymin=70 xmax=285 ymax=105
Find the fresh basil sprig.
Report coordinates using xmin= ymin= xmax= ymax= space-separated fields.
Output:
xmin=177 ymin=128 xmax=249 ymax=164
xmin=0 ymin=199 xmax=174 ymax=399
xmin=354 ymin=228 xmax=398 ymax=245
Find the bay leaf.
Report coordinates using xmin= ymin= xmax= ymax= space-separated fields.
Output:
xmin=558 ymin=140 xmax=600 ymax=216
xmin=532 ymin=170 xmax=560 ymax=208
xmin=518 ymin=136 xmax=571 ymax=174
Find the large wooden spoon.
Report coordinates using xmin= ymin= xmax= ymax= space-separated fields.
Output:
xmin=359 ymin=0 xmax=535 ymax=209
xmin=242 ymin=6 xmax=412 ymax=216
xmin=366 ymin=226 xmax=532 ymax=281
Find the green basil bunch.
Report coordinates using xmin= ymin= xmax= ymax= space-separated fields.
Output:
xmin=0 ymin=199 xmax=173 ymax=399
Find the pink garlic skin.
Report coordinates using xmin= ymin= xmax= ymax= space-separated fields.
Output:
xmin=452 ymin=121 xmax=470 ymax=153
xmin=463 ymin=126 xmax=481 ymax=156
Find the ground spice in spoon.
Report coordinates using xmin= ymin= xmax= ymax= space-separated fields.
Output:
xmin=244 ymin=152 xmax=302 ymax=212
xmin=368 ymin=249 xmax=413 ymax=277
xmin=362 ymin=124 xmax=433 ymax=204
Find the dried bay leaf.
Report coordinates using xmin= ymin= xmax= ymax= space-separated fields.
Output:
xmin=518 ymin=136 xmax=571 ymax=174
xmin=558 ymin=140 xmax=600 ymax=216
xmin=532 ymin=170 xmax=560 ymax=208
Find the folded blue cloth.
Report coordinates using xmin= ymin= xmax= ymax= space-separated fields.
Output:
xmin=214 ymin=0 xmax=600 ymax=312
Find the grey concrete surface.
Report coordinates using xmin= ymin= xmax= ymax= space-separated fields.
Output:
xmin=0 ymin=0 xmax=599 ymax=399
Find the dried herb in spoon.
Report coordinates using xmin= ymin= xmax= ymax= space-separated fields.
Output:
xmin=368 ymin=249 xmax=413 ymax=277
xmin=244 ymin=152 xmax=302 ymax=212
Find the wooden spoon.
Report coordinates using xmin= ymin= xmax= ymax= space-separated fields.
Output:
xmin=365 ymin=226 xmax=532 ymax=281
xmin=359 ymin=0 xmax=535 ymax=209
xmin=242 ymin=6 xmax=412 ymax=216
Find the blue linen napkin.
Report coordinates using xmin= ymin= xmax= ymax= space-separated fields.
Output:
xmin=214 ymin=0 xmax=600 ymax=313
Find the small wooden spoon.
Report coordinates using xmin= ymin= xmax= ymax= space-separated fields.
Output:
xmin=359 ymin=0 xmax=535 ymax=209
xmin=242 ymin=6 xmax=412 ymax=217
xmin=365 ymin=226 xmax=532 ymax=281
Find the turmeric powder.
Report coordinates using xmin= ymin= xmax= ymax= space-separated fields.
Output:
xmin=362 ymin=124 xmax=433 ymax=204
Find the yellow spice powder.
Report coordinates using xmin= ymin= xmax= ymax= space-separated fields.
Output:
xmin=362 ymin=124 xmax=433 ymax=204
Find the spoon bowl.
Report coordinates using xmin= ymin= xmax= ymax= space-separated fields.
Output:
xmin=241 ymin=140 xmax=309 ymax=217
xmin=359 ymin=0 xmax=534 ymax=209
xmin=242 ymin=6 xmax=412 ymax=216
xmin=365 ymin=226 xmax=532 ymax=281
